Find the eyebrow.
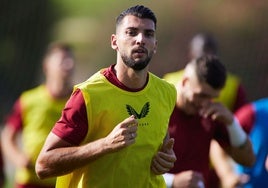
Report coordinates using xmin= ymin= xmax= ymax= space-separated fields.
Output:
xmin=126 ymin=27 xmax=155 ymax=32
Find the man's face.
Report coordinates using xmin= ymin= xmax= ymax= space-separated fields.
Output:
xmin=45 ymin=50 xmax=75 ymax=81
xmin=181 ymin=75 xmax=220 ymax=115
xmin=111 ymin=15 xmax=157 ymax=70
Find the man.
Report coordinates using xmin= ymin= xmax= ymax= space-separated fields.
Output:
xmin=164 ymin=33 xmax=247 ymax=112
xmin=163 ymin=33 xmax=248 ymax=188
xmin=163 ymin=55 xmax=255 ymax=188
xmin=35 ymin=5 xmax=177 ymax=188
xmin=228 ymin=98 xmax=268 ymax=187
xmin=1 ymin=42 xmax=75 ymax=188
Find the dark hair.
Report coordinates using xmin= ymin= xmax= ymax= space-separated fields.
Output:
xmin=46 ymin=42 xmax=73 ymax=55
xmin=116 ymin=5 xmax=157 ymax=29
xmin=191 ymin=33 xmax=218 ymax=56
xmin=202 ymin=33 xmax=218 ymax=55
xmin=42 ymin=42 xmax=74 ymax=65
xmin=195 ymin=55 xmax=226 ymax=89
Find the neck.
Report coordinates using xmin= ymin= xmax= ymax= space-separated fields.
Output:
xmin=45 ymin=80 xmax=72 ymax=99
xmin=114 ymin=63 xmax=148 ymax=89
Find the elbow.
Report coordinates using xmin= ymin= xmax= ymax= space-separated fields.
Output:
xmin=246 ymin=153 xmax=256 ymax=167
xmin=244 ymin=143 xmax=256 ymax=167
xmin=239 ymin=139 xmax=256 ymax=167
xmin=231 ymin=140 xmax=256 ymax=167
xmin=238 ymin=152 xmax=256 ymax=167
xmin=35 ymin=163 xmax=45 ymax=179
xmin=35 ymin=160 xmax=50 ymax=179
xmin=234 ymin=157 xmax=255 ymax=167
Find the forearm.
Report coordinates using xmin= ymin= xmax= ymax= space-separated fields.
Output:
xmin=210 ymin=140 xmax=234 ymax=178
xmin=36 ymin=116 xmax=138 ymax=179
xmin=209 ymin=140 xmax=244 ymax=188
xmin=226 ymin=117 xmax=255 ymax=166
xmin=1 ymin=127 xmax=30 ymax=168
xmin=3 ymin=143 xmax=29 ymax=168
xmin=36 ymin=137 xmax=110 ymax=179
xmin=229 ymin=138 xmax=255 ymax=167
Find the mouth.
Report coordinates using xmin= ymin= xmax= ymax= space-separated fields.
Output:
xmin=132 ymin=47 xmax=147 ymax=55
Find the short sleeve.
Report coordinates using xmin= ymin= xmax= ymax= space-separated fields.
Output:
xmin=52 ymin=89 xmax=88 ymax=145
xmin=4 ymin=99 xmax=23 ymax=132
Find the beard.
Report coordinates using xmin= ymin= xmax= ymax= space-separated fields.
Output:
xmin=121 ymin=50 xmax=153 ymax=71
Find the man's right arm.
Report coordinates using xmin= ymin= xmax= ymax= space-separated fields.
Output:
xmin=35 ymin=131 xmax=111 ymax=178
xmin=1 ymin=99 xmax=31 ymax=168
xmin=36 ymin=89 xmax=139 ymax=179
xmin=36 ymin=115 xmax=138 ymax=179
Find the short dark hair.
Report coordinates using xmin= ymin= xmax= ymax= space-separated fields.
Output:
xmin=202 ymin=33 xmax=218 ymax=55
xmin=45 ymin=42 xmax=73 ymax=55
xmin=42 ymin=42 xmax=74 ymax=65
xmin=195 ymin=55 xmax=226 ymax=89
xmin=190 ymin=33 xmax=218 ymax=57
xmin=116 ymin=5 xmax=157 ymax=29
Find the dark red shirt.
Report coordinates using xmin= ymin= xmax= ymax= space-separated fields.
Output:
xmin=168 ymin=107 xmax=230 ymax=186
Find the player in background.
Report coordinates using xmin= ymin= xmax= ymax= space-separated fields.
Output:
xmin=163 ymin=33 xmax=248 ymax=188
xmin=1 ymin=42 xmax=75 ymax=188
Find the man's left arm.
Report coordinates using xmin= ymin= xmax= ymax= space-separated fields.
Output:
xmin=200 ymin=101 xmax=255 ymax=167
xmin=224 ymin=117 xmax=255 ymax=167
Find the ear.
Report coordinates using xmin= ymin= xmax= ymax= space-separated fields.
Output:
xmin=111 ymin=34 xmax=118 ymax=50
xmin=181 ymin=76 xmax=189 ymax=87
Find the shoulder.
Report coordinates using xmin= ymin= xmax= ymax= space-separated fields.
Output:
xmin=236 ymin=103 xmax=254 ymax=118
xmin=21 ymin=85 xmax=45 ymax=96
xmin=20 ymin=85 xmax=47 ymax=103
xmin=64 ymin=89 xmax=86 ymax=118
xmin=150 ymin=73 xmax=176 ymax=91
xmin=163 ymin=70 xmax=184 ymax=85
xmin=237 ymin=98 xmax=268 ymax=116
xmin=226 ymin=72 xmax=241 ymax=84
xmin=253 ymin=98 xmax=268 ymax=113
xmin=74 ymin=70 xmax=106 ymax=90
xmin=235 ymin=103 xmax=255 ymax=133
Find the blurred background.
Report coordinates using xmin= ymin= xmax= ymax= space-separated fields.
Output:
xmin=0 ymin=0 xmax=268 ymax=186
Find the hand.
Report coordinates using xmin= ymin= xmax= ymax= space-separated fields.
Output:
xmin=220 ymin=173 xmax=241 ymax=188
xmin=151 ymin=138 xmax=176 ymax=175
xmin=104 ymin=115 xmax=138 ymax=152
xmin=173 ymin=170 xmax=204 ymax=188
xmin=199 ymin=102 xmax=233 ymax=125
xmin=221 ymin=173 xmax=249 ymax=188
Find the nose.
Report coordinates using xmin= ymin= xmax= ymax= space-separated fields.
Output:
xmin=61 ymin=58 xmax=74 ymax=71
xmin=136 ymin=33 xmax=145 ymax=45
